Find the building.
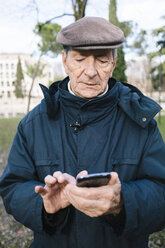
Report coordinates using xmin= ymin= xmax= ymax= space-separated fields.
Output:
xmin=0 ymin=53 xmax=55 ymax=99
xmin=0 ymin=53 xmax=56 ymax=117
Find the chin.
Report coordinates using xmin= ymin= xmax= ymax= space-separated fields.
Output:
xmin=81 ymin=93 xmax=99 ymax=99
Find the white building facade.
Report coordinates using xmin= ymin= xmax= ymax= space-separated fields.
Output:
xmin=0 ymin=53 xmax=55 ymax=117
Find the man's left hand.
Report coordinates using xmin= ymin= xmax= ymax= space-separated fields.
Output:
xmin=65 ymin=172 xmax=123 ymax=217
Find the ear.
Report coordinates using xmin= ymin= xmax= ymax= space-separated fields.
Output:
xmin=112 ymin=56 xmax=117 ymax=72
xmin=62 ymin=50 xmax=69 ymax=75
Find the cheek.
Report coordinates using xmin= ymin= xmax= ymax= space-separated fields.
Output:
xmin=68 ymin=65 xmax=84 ymax=79
xmin=100 ymin=68 xmax=113 ymax=80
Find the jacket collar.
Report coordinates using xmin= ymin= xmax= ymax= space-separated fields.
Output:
xmin=40 ymin=77 xmax=161 ymax=128
xmin=117 ymin=81 xmax=162 ymax=128
xmin=58 ymin=77 xmax=119 ymax=126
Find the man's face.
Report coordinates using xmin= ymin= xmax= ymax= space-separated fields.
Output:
xmin=62 ymin=49 xmax=117 ymax=98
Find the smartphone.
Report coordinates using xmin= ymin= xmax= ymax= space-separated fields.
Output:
xmin=76 ymin=172 xmax=111 ymax=187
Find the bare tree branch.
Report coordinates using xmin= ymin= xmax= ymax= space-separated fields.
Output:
xmin=44 ymin=13 xmax=74 ymax=25
xmin=21 ymin=0 xmax=39 ymax=22
xmin=32 ymin=0 xmax=39 ymax=23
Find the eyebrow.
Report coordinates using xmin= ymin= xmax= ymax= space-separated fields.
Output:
xmin=73 ymin=51 xmax=112 ymax=58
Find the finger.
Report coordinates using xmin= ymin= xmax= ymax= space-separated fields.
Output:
xmin=53 ymin=171 xmax=66 ymax=183
xmin=63 ymin=173 xmax=76 ymax=184
xmin=76 ymin=170 xmax=88 ymax=180
xmin=35 ymin=185 xmax=47 ymax=196
xmin=108 ymin=172 xmax=119 ymax=185
xmin=44 ymin=175 xmax=57 ymax=187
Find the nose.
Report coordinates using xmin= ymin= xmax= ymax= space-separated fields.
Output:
xmin=84 ymin=57 xmax=97 ymax=78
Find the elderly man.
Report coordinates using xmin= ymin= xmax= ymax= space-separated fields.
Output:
xmin=0 ymin=17 xmax=165 ymax=248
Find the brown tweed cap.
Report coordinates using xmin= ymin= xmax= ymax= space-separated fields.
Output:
xmin=56 ymin=16 xmax=124 ymax=50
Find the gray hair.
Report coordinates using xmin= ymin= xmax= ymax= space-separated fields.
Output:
xmin=112 ymin=49 xmax=117 ymax=59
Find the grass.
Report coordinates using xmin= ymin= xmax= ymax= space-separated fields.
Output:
xmin=0 ymin=118 xmax=21 ymax=151
xmin=155 ymin=114 xmax=165 ymax=142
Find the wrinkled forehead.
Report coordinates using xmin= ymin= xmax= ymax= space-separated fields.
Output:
xmin=66 ymin=48 xmax=113 ymax=58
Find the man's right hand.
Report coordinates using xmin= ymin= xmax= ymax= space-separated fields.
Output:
xmin=35 ymin=171 xmax=75 ymax=214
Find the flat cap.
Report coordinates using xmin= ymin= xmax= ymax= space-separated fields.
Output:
xmin=56 ymin=16 xmax=124 ymax=50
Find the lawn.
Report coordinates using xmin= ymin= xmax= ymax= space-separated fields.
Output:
xmin=156 ymin=114 xmax=165 ymax=142
xmin=0 ymin=118 xmax=21 ymax=151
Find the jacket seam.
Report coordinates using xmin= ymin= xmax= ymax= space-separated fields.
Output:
xmin=21 ymin=112 xmax=48 ymax=128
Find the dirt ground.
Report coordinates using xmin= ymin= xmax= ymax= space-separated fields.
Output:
xmin=0 ymin=198 xmax=33 ymax=248
xmin=0 ymin=150 xmax=33 ymax=248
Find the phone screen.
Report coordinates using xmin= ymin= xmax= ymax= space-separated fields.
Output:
xmin=76 ymin=172 xmax=111 ymax=187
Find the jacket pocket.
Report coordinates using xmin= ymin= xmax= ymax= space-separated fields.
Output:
xmin=35 ymin=159 xmax=60 ymax=182
xmin=111 ymin=158 xmax=139 ymax=182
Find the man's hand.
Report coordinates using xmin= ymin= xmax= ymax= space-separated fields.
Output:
xmin=65 ymin=172 xmax=123 ymax=217
xmin=35 ymin=171 xmax=76 ymax=214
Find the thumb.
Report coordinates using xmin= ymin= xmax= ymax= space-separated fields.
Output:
xmin=76 ymin=170 xmax=88 ymax=180
xmin=109 ymin=172 xmax=119 ymax=185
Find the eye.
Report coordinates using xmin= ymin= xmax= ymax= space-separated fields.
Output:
xmin=98 ymin=59 xmax=109 ymax=64
xmin=75 ymin=58 xmax=85 ymax=62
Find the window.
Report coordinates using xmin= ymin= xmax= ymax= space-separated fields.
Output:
xmin=7 ymin=91 xmax=11 ymax=97
xmin=12 ymin=72 xmax=15 ymax=78
xmin=6 ymin=72 xmax=9 ymax=78
xmin=0 ymin=64 xmax=2 ymax=69
xmin=6 ymin=64 xmax=9 ymax=69
xmin=11 ymin=64 xmax=14 ymax=69
xmin=0 ymin=72 xmax=3 ymax=78
xmin=7 ymin=81 xmax=10 ymax=86
xmin=1 ymin=81 xmax=4 ymax=86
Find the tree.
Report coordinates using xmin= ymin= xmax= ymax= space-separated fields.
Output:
xmin=15 ymin=57 xmax=24 ymax=98
xmin=26 ymin=62 xmax=46 ymax=78
xmin=26 ymin=59 xmax=46 ymax=113
xmin=113 ymin=47 xmax=127 ymax=82
xmin=26 ymin=0 xmax=89 ymax=112
xmin=71 ymin=0 xmax=88 ymax=20
xmin=133 ymin=30 xmax=149 ymax=56
xmin=109 ymin=0 xmax=128 ymax=82
xmin=34 ymin=22 xmax=62 ymax=55
xmin=132 ymin=19 xmax=165 ymax=91
xmin=150 ymin=23 xmax=165 ymax=90
xmin=26 ymin=21 xmax=62 ymax=113
xmin=109 ymin=0 xmax=119 ymax=26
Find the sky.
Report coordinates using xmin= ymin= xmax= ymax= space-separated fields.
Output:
xmin=0 ymin=0 xmax=164 ymax=55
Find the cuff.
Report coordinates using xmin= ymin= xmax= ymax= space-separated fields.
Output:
xmin=42 ymin=207 xmax=69 ymax=234
xmin=104 ymin=206 xmax=126 ymax=235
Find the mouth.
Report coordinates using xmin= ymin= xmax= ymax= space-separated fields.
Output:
xmin=81 ymin=82 xmax=98 ymax=86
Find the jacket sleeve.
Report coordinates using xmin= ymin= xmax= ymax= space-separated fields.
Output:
xmin=121 ymin=119 xmax=165 ymax=235
xmin=0 ymin=122 xmax=69 ymax=233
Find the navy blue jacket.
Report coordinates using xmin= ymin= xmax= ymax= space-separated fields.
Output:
xmin=0 ymin=77 xmax=165 ymax=248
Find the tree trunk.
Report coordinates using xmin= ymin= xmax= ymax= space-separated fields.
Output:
xmin=27 ymin=52 xmax=42 ymax=113
xmin=71 ymin=0 xmax=88 ymax=20
xmin=109 ymin=0 xmax=127 ymax=82
xmin=109 ymin=0 xmax=119 ymax=26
